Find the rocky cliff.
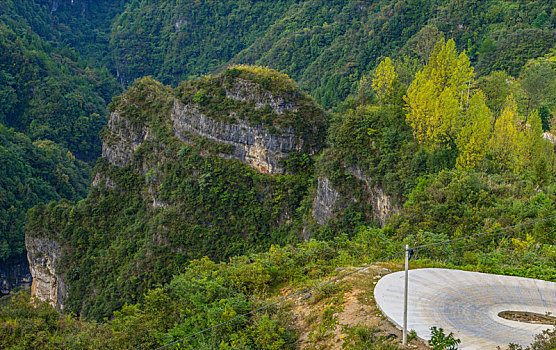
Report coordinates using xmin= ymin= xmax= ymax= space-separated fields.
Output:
xmin=171 ymin=101 xmax=304 ymax=174
xmin=311 ymin=166 xmax=400 ymax=228
xmin=101 ymin=66 xmax=326 ymax=176
xmin=24 ymin=67 xmax=327 ymax=318
xmin=101 ymin=110 xmax=153 ymax=168
xmin=346 ymin=166 xmax=399 ymax=227
xmin=312 ymin=177 xmax=340 ymax=225
xmin=25 ymin=235 xmax=67 ymax=311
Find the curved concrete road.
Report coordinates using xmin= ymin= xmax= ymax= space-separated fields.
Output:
xmin=374 ymin=268 xmax=556 ymax=349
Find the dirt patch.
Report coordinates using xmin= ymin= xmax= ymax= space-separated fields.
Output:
xmin=498 ymin=311 xmax=556 ymax=325
xmin=286 ymin=263 xmax=429 ymax=350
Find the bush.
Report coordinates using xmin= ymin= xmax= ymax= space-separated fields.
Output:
xmin=428 ymin=326 xmax=461 ymax=350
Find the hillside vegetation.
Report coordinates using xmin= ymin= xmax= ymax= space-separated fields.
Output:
xmin=0 ymin=1 xmax=120 ymax=264
xmin=0 ymin=1 xmax=554 ymax=349
xmin=8 ymin=41 xmax=556 ymax=348
xmin=25 ymin=67 xmax=327 ymax=321
xmin=111 ymin=0 xmax=556 ymax=107
xmin=0 ymin=125 xmax=89 ymax=263
xmin=0 ymin=0 xmax=554 ymax=263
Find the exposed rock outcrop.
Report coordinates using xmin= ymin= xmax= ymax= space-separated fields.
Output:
xmin=102 ymin=69 xmax=325 ymax=176
xmin=312 ymin=177 xmax=340 ymax=225
xmin=102 ymin=110 xmax=152 ymax=168
xmin=311 ymin=167 xmax=400 ymax=227
xmin=346 ymin=166 xmax=399 ymax=227
xmin=225 ymin=78 xmax=297 ymax=115
xmin=26 ymin=235 xmax=67 ymax=311
xmin=0 ymin=256 xmax=32 ymax=296
xmin=172 ymin=101 xmax=305 ymax=174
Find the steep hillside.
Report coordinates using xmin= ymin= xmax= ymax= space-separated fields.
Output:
xmin=110 ymin=0 xmax=556 ymax=108
xmin=0 ymin=1 xmax=122 ymax=161
xmin=0 ymin=0 xmax=127 ymax=68
xmin=0 ymin=0 xmax=121 ymax=285
xmin=0 ymin=123 xmax=89 ymax=288
xmin=25 ymin=67 xmax=327 ymax=320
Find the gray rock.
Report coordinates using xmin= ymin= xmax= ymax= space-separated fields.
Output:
xmin=312 ymin=176 xmax=340 ymax=225
xmin=171 ymin=100 xmax=307 ymax=174
xmin=311 ymin=166 xmax=400 ymax=228
xmin=225 ymin=78 xmax=297 ymax=115
xmin=102 ymin=110 xmax=152 ymax=168
xmin=26 ymin=235 xmax=67 ymax=311
xmin=346 ymin=166 xmax=399 ymax=226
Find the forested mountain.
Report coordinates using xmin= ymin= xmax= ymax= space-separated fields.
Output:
xmin=0 ymin=1 xmax=555 ymax=349
xmin=110 ymin=0 xmax=556 ymax=108
xmin=25 ymin=67 xmax=327 ymax=320
xmin=0 ymin=124 xmax=89 ymax=262
xmin=0 ymin=1 xmax=121 ymax=265
xmin=5 ymin=48 xmax=556 ymax=349
xmin=0 ymin=1 xmax=122 ymax=160
xmin=1 ymin=0 xmax=127 ymax=68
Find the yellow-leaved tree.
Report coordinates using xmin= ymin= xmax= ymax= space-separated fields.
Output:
xmin=455 ymin=90 xmax=492 ymax=169
xmin=519 ymin=109 xmax=556 ymax=177
xmin=489 ymin=95 xmax=523 ymax=172
xmin=521 ymin=110 xmax=544 ymax=166
xmin=404 ymin=38 xmax=475 ymax=149
xmin=372 ymin=57 xmax=397 ymax=102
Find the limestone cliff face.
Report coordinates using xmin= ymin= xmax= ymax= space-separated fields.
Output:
xmin=101 ymin=110 xmax=153 ymax=168
xmin=171 ymin=101 xmax=306 ymax=174
xmin=26 ymin=235 xmax=67 ymax=311
xmin=346 ymin=166 xmax=399 ymax=227
xmin=312 ymin=177 xmax=340 ymax=225
xmin=312 ymin=166 xmax=400 ymax=227
xmin=101 ymin=72 xmax=324 ymax=175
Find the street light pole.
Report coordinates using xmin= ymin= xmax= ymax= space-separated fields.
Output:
xmin=403 ymin=244 xmax=409 ymax=345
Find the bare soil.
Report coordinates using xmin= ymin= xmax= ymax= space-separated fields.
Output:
xmin=498 ymin=311 xmax=556 ymax=325
xmin=284 ymin=262 xmax=430 ymax=350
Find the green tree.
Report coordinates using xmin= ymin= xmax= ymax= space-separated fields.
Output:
xmin=522 ymin=110 xmax=556 ymax=182
xmin=520 ymin=60 xmax=556 ymax=114
xmin=428 ymin=326 xmax=461 ymax=350
xmin=405 ymin=39 xmax=475 ymax=149
xmin=476 ymin=70 xmax=522 ymax=114
xmin=402 ymin=25 xmax=445 ymax=63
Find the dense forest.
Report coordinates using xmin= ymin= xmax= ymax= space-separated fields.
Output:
xmin=110 ymin=0 xmax=556 ymax=107
xmin=0 ymin=0 xmax=555 ymax=349
xmin=0 ymin=125 xmax=89 ymax=262
xmin=0 ymin=0 xmax=121 ymax=264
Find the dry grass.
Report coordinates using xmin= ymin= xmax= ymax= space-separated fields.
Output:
xmin=284 ymin=262 xmax=429 ymax=349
